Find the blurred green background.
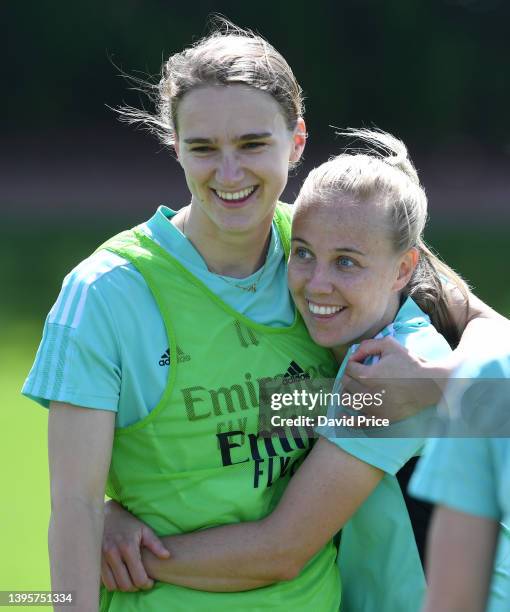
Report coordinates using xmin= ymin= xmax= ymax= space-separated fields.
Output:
xmin=2 ymin=0 xmax=509 ymax=607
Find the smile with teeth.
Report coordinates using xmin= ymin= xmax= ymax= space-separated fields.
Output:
xmin=213 ymin=186 xmax=257 ymax=202
xmin=307 ymin=301 xmax=345 ymax=316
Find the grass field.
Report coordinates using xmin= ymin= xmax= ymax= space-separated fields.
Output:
xmin=1 ymin=322 xmax=53 ymax=610
xmin=1 ymin=221 xmax=508 ymax=609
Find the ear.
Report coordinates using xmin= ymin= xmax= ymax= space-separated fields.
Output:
xmin=392 ymin=247 xmax=419 ymax=292
xmin=173 ymin=133 xmax=181 ymax=161
xmin=290 ymin=117 xmax=307 ymax=163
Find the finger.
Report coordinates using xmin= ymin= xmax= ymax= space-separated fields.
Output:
xmin=341 ymin=374 xmax=369 ymax=395
xmin=101 ymin=559 xmax=119 ymax=592
xmin=349 ymin=340 xmax=384 ymax=363
xmin=141 ymin=527 xmax=170 ymax=559
xmin=120 ymin=543 xmax=154 ymax=590
xmin=349 ymin=337 xmax=397 ymax=363
xmin=345 ymin=360 xmax=374 ymax=382
xmin=104 ymin=546 xmax=139 ymax=592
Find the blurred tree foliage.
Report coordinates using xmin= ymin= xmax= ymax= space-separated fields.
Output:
xmin=5 ymin=0 xmax=509 ymax=150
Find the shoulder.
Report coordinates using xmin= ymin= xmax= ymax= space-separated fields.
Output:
xmin=48 ymin=249 xmax=142 ymax=329
xmin=392 ymin=298 xmax=452 ymax=362
xmin=275 ymin=201 xmax=294 ymax=218
xmin=456 ymin=351 xmax=510 ymax=379
xmin=273 ymin=202 xmax=295 ymax=257
xmin=398 ymin=324 xmax=452 ymax=363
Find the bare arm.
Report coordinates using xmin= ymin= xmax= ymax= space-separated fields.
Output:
xmin=448 ymin=289 xmax=510 ymax=366
xmin=422 ymin=505 xmax=499 ymax=612
xmin=49 ymin=401 xmax=115 ymax=611
xmin=138 ymin=438 xmax=383 ymax=590
xmin=343 ymin=289 xmax=510 ymax=419
xmin=451 ymin=286 xmax=508 ymax=329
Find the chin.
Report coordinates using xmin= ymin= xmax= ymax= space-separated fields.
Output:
xmin=330 ymin=332 xmax=373 ymax=354
xmin=310 ymin=332 xmax=347 ymax=349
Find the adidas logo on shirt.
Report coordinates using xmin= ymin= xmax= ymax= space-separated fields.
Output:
xmin=282 ymin=360 xmax=310 ymax=384
xmin=158 ymin=346 xmax=191 ymax=366
xmin=159 ymin=349 xmax=170 ymax=367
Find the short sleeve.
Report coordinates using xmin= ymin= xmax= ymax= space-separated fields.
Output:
xmin=22 ymin=253 xmax=125 ymax=412
xmin=410 ymin=354 xmax=510 ymax=520
xmin=325 ymin=437 xmax=423 ymax=475
xmin=409 ymin=437 xmax=501 ymax=520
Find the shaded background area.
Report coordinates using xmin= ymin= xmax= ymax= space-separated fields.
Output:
xmin=2 ymin=0 xmax=509 ymax=602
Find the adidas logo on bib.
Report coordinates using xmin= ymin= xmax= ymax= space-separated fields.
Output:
xmin=282 ymin=360 xmax=310 ymax=384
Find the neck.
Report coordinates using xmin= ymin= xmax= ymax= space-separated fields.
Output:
xmin=332 ymin=345 xmax=348 ymax=364
xmin=331 ymin=295 xmax=402 ymax=365
xmin=174 ymin=202 xmax=274 ymax=277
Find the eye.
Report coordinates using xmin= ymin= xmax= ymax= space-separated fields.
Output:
xmin=241 ymin=141 xmax=266 ymax=150
xmin=293 ymin=246 xmax=313 ymax=260
xmin=337 ymin=256 xmax=355 ymax=268
xmin=189 ymin=145 xmax=214 ymax=154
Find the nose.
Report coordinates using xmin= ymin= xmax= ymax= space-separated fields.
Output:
xmin=305 ymin=262 xmax=334 ymax=295
xmin=215 ymin=152 xmax=244 ymax=186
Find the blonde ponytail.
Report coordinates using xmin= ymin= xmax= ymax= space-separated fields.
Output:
xmin=405 ymin=240 xmax=469 ymax=347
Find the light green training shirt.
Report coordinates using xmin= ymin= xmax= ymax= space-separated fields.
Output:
xmin=318 ymin=297 xmax=452 ymax=612
xmin=410 ymin=352 xmax=510 ymax=611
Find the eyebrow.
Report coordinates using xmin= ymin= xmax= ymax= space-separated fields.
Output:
xmin=183 ymin=132 xmax=272 ymax=145
xmin=183 ymin=137 xmax=213 ymax=145
xmin=239 ymin=132 xmax=272 ymax=140
xmin=291 ymin=237 xmax=366 ymax=256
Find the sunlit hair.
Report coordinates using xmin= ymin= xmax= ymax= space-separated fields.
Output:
xmin=118 ymin=17 xmax=304 ymax=146
xmin=295 ymin=128 xmax=469 ymax=347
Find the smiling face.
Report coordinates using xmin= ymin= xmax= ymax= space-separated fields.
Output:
xmin=174 ymin=85 xmax=305 ymax=235
xmin=288 ymin=196 xmax=417 ymax=360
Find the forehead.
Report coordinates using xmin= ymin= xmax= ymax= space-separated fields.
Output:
xmin=293 ymin=197 xmax=392 ymax=251
xmin=177 ymin=85 xmax=288 ymax=138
